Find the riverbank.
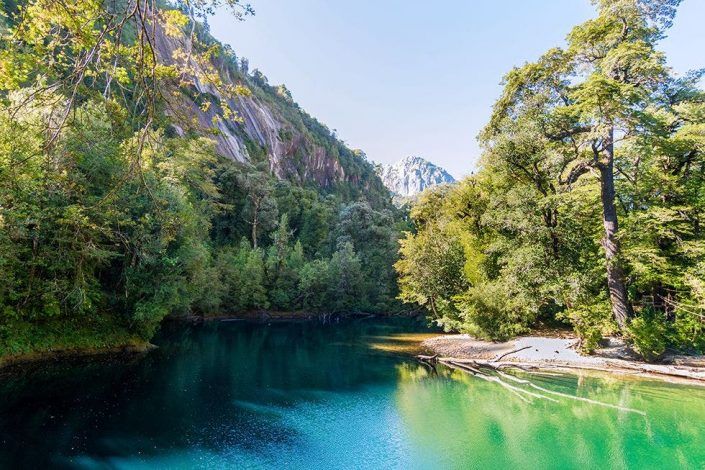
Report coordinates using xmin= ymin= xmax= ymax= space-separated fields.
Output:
xmin=0 ymin=341 xmax=156 ymax=370
xmin=1 ymin=312 xmax=415 ymax=369
xmin=421 ymin=334 xmax=705 ymax=384
xmin=0 ymin=317 xmax=158 ymax=370
xmin=195 ymin=310 xmax=382 ymax=323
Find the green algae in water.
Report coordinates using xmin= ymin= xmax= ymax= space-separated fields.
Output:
xmin=1 ymin=319 xmax=704 ymax=469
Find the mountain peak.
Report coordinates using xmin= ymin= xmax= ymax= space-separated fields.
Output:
xmin=378 ymin=156 xmax=455 ymax=197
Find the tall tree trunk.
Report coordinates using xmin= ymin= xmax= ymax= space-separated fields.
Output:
xmin=251 ymin=199 xmax=260 ymax=249
xmin=542 ymin=208 xmax=560 ymax=258
xmin=598 ymin=130 xmax=633 ymax=331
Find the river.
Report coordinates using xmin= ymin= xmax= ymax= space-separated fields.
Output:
xmin=1 ymin=318 xmax=704 ymax=469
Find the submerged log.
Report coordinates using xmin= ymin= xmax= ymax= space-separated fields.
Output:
xmin=438 ymin=357 xmax=646 ymax=414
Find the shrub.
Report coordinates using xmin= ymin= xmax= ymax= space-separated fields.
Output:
xmin=457 ymin=284 xmax=533 ymax=341
xmin=628 ymin=312 xmax=668 ymax=362
xmin=559 ymin=301 xmax=615 ymax=354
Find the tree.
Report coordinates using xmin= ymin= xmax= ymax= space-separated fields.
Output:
xmin=265 ymin=214 xmax=300 ymax=309
xmin=327 ymin=241 xmax=364 ymax=313
xmin=216 ymin=239 xmax=268 ymax=312
xmin=239 ymin=168 xmax=278 ymax=249
xmin=268 ymin=214 xmax=293 ymax=273
xmin=395 ymin=187 xmax=470 ymax=330
xmin=299 ymin=259 xmax=331 ymax=312
xmin=486 ymin=0 xmax=687 ymax=332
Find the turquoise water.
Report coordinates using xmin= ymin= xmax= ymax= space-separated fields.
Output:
xmin=1 ymin=319 xmax=704 ymax=469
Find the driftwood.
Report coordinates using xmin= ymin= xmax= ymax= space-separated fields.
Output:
xmin=436 ymin=356 xmax=705 ymax=383
xmin=415 ymin=354 xmax=439 ymax=374
xmin=417 ymin=354 xmax=438 ymax=363
xmin=494 ymin=345 xmax=532 ymax=362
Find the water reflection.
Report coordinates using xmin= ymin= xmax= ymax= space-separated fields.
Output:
xmin=394 ymin=362 xmax=705 ymax=469
xmin=0 ymin=319 xmax=703 ymax=469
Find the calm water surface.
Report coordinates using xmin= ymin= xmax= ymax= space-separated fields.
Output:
xmin=1 ymin=318 xmax=704 ymax=469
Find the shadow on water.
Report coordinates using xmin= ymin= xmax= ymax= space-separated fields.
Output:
xmin=1 ymin=317 xmax=704 ymax=469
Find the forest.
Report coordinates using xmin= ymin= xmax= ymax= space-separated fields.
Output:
xmin=396 ymin=0 xmax=705 ymax=360
xmin=0 ymin=0 xmax=405 ymax=357
xmin=1 ymin=0 xmax=704 ymax=364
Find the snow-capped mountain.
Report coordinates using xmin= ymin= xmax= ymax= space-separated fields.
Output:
xmin=378 ymin=156 xmax=455 ymax=197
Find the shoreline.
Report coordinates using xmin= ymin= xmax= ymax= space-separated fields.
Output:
xmin=421 ymin=334 xmax=705 ymax=385
xmin=0 ymin=311 xmax=417 ymax=370
xmin=192 ymin=310 xmax=382 ymax=323
xmin=0 ymin=341 xmax=156 ymax=371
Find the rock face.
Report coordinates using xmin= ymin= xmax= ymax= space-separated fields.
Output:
xmin=152 ymin=19 xmax=389 ymax=204
xmin=378 ymin=156 xmax=455 ymax=197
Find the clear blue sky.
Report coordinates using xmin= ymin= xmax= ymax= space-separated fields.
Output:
xmin=209 ymin=0 xmax=705 ymax=178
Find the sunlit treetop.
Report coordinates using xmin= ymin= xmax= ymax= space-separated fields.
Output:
xmin=0 ymin=0 xmax=253 ymax=146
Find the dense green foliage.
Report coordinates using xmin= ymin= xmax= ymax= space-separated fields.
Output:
xmin=0 ymin=0 xmax=404 ymax=357
xmin=397 ymin=0 xmax=705 ymax=358
xmin=4 ymin=0 xmax=702 ymax=364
